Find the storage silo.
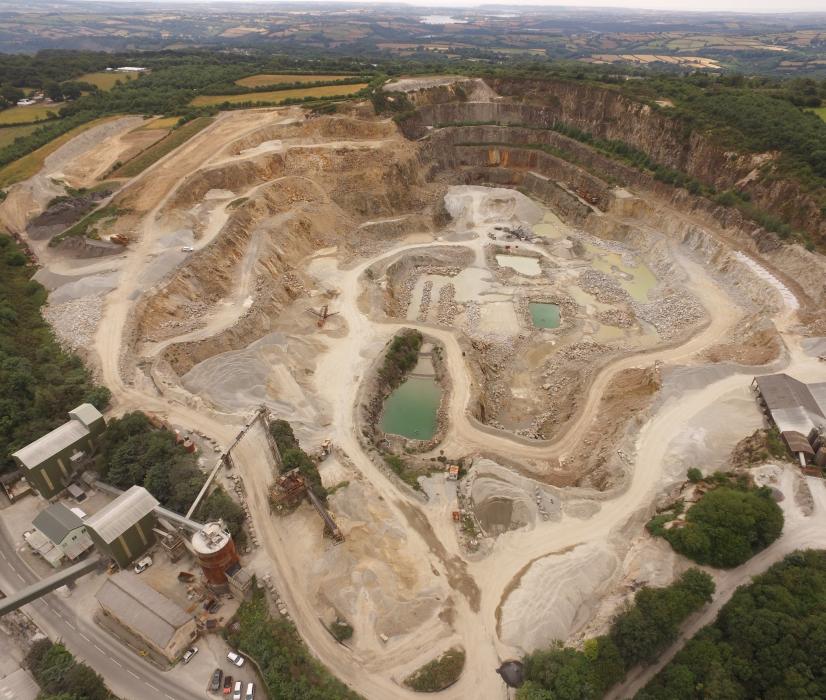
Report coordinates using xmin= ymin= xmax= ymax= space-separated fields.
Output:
xmin=191 ymin=521 xmax=238 ymax=585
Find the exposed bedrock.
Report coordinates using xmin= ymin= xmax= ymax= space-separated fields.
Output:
xmin=408 ymin=82 xmax=825 ymax=243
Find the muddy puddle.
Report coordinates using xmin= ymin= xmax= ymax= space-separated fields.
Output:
xmin=496 ymin=254 xmax=541 ymax=276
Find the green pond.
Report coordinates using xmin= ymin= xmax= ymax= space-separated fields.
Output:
xmin=381 ymin=377 xmax=442 ymax=440
xmin=529 ymin=302 xmax=561 ymax=329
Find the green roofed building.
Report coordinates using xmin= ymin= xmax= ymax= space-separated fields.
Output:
xmin=11 ymin=404 xmax=105 ymax=499
xmin=86 ymin=486 xmax=159 ymax=568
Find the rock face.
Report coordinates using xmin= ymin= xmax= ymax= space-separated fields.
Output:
xmin=406 ymin=78 xmax=826 ymax=244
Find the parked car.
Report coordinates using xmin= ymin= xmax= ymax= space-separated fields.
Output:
xmin=181 ymin=246 xmax=194 ymax=252
xmin=181 ymin=646 xmax=198 ymax=664
xmin=133 ymin=556 xmax=152 ymax=574
xmin=232 ymin=681 xmax=242 ymax=700
xmin=222 ymin=676 xmax=233 ymax=694
xmin=227 ymin=651 xmax=245 ymax=667
xmin=210 ymin=668 xmax=223 ymax=692
xmin=245 ymin=682 xmax=254 ymax=700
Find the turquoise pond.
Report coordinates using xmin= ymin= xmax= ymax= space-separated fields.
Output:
xmin=380 ymin=377 xmax=442 ymax=440
xmin=529 ymin=302 xmax=561 ymax=329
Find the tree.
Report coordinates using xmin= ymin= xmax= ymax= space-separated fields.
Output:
xmin=1 ymin=85 xmax=24 ymax=103
xmin=270 ymin=418 xmax=299 ymax=453
xmin=44 ymin=81 xmax=63 ymax=102
xmin=665 ymin=487 xmax=783 ymax=568
xmin=686 ymin=467 xmax=703 ymax=483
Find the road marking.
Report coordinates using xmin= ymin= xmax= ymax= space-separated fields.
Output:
xmin=145 ymin=683 xmax=159 ymax=691
xmin=94 ymin=644 xmax=105 ymax=654
xmin=53 ymin=610 xmax=64 ymax=620
xmin=128 ymin=670 xmax=140 ymax=679
xmin=65 ymin=621 xmax=75 ymax=630
xmin=0 ymin=549 xmax=6 ymax=559
xmin=80 ymin=633 xmax=90 ymax=642
xmin=15 ymin=572 xmax=24 ymax=582
xmin=165 ymin=695 xmax=175 ymax=700
xmin=111 ymin=658 xmax=123 ymax=667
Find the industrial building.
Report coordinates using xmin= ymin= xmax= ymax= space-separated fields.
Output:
xmin=86 ymin=486 xmax=159 ymax=568
xmin=752 ymin=373 xmax=826 ymax=464
xmin=26 ymin=503 xmax=93 ymax=567
xmin=96 ymin=571 xmax=197 ymax=662
xmin=11 ymin=404 xmax=105 ymax=499
xmin=191 ymin=521 xmax=252 ymax=598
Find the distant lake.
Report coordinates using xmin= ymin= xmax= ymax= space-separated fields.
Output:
xmin=420 ymin=15 xmax=468 ymax=25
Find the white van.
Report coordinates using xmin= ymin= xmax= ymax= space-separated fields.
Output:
xmin=245 ymin=682 xmax=254 ymax=699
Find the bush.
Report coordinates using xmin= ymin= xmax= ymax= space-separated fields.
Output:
xmin=329 ymin=619 xmax=353 ymax=642
xmin=26 ymin=639 xmax=114 ymax=699
xmin=687 ymin=467 xmax=703 ymax=483
xmin=663 ymin=486 xmax=783 ymax=568
xmin=404 ymin=648 xmax=465 ymax=692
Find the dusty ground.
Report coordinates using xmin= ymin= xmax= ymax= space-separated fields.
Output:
xmin=6 ymin=81 xmax=826 ymax=700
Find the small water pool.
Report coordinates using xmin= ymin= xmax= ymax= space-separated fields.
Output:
xmin=529 ymin=302 xmax=561 ymax=329
xmin=495 ymin=254 xmax=541 ymax=276
xmin=381 ymin=377 xmax=442 ymax=440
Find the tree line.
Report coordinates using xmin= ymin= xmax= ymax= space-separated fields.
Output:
xmin=518 ymin=569 xmax=715 ymax=699
xmin=0 ymin=236 xmax=109 ymax=474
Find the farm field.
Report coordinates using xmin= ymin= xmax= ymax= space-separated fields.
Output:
xmin=0 ymin=103 xmax=65 ymax=125
xmin=235 ymin=73 xmax=355 ymax=87
xmin=0 ymin=124 xmax=39 ymax=149
xmin=812 ymin=107 xmax=826 ymax=122
xmin=139 ymin=116 xmax=180 ymax=130
xmin=78 ymin=71 xmax=137 ymax=90
xmin=190 ymin=83 xmax=368 ymax=107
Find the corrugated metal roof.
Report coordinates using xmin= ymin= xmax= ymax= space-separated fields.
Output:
xmin=96 ymin=571 xmax=193 ymax=649
xmin=12 ymin=420 xmax=89 ymax=469
xmin=86 ymin=486 xmax=159 ymax=544
xmin=755 ymin=374 xmax=826 ymax=435
xmin=782 ymin=430 xmax=815 ymax=455
xmin=68 ymin=403 xmax=103 ymax=427
xmin=32 ymin=503 xmax=84 ymax=544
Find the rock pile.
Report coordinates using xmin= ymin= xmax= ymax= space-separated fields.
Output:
xmin=633 ymin=293 xmax=705 ymax=340
xmin=578 ymin=269 xmax=628 ymax=304
xmin=43 ymin=294 xmax=103 ymax=353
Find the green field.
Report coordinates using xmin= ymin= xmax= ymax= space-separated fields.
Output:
xmin=78 ymin=71 xmax=136 ymax=90
xmin=191 ymin=83 xmax=368 ymax=107
xmin=0 ymin=103 xmax=65 ymax=125
xmin=111 ymin=116 xmax=213 ymax=178
xmin=236 ymin=73 xmax=355 ymax=88
xmin=812 ymin=107 xmax=826 ymax=122
xmin=0 ymin=124 xmax=39 ymax=149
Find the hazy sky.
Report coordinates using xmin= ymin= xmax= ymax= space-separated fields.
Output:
xmin=186 ymin=0 xmax=826 ymax=13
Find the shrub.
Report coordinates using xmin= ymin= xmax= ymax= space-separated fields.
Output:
xmin=404 ymin=648 xmax=465 ymax=692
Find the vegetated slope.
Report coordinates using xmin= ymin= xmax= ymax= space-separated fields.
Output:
xmin=0 ymin=235 xmax=108 ymax=473
xmin=518 ymin=569 xmax=715 ymax=699
xmin=229 ymin=589 xmax=363 ymax=700
xmin=638 ymin=549 xmax=826 ymax=699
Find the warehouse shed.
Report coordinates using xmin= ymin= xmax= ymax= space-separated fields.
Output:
xmin=11 ymin=404 xmax=105 ymax=499
xmin=96 ymin=571 xmax=196 ymax=662
xmin=752 ymin=373 xmax=826 ymax=464
xmin=31 ymin=502 xmax=93 ymax=562
xmin=86 ymin=486 xmax=158 ymax=568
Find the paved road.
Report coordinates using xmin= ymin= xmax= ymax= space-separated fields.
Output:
xmin=0 ymin=518 xmax=204 ymax=700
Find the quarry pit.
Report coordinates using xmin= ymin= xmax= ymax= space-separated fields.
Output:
xmin=6 ymin=76 xmax=826 ymax=700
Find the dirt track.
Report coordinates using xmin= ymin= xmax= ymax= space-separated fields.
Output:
xmin=16 ymin=99 xmax=826 ymax=699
